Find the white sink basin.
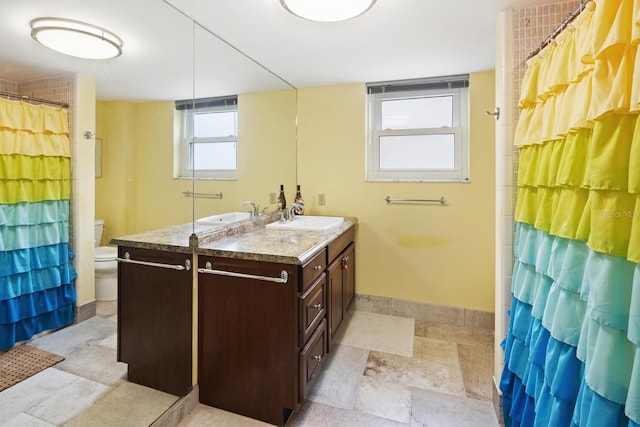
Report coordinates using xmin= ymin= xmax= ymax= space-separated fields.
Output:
xmin=196 ymin=211 xmax=252 ymax=225
xmin=266 ymin=216 xmax=344 ymax=232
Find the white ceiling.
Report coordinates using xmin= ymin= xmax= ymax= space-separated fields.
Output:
xmin=0 ymin=0 xmax=550 ymax=102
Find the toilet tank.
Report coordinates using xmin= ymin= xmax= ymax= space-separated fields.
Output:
xmin=95 ymin=219 xmax=104 ymax=247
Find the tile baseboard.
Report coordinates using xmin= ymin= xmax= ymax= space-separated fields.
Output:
xmin=152 ymin=386 xmax=199 ymax=427
xmin=353 ymin=294 xmax=494 ymax=330
xmin=75 ymin=300 xmax=96 ymax=323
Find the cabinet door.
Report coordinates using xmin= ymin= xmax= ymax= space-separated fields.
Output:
xmin=198 ymin=257 xmax=298 ymax=426
xmin=342 ymin=243 xmax=355 ymax=314
xmin=327 ymin=257 xmax=344 ymax=343
xmin=117 ymin=247 xmax=192 ymax=396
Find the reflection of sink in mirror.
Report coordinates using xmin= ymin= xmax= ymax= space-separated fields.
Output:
xmin=196 ymin=211 xmax=252 ymax=225
xmin=266 ymin=216 xmax=344 ymax=232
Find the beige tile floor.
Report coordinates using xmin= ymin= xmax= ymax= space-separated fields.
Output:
xmin=0 ymin=302 xmax=498 ymax=427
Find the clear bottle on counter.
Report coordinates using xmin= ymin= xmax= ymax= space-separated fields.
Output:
xmin=277 ymin=184 xmax=287 ymax=210
xmin=293 ymin=185 xmax=304 ymax=215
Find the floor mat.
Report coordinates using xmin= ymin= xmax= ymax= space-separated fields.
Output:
xmin=0 ymin=345 xmax=65 ymax=392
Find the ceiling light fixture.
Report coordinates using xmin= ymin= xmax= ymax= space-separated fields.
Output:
xmin=30 ymin=17 xmax=123 ymax=59
xmin=280 ymin=0 xmax=377 ymax=22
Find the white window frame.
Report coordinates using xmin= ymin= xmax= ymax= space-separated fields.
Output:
xmin=175 ymin=98 xmax=238 ymax=180
xmin=366 ymin=77 xmax=469 ymax=182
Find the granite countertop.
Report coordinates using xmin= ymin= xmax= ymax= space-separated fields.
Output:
xmin=197 ymin=218 xmax=357 ymax=265
xmin=110 ymin=212 xmax=357 ymax=264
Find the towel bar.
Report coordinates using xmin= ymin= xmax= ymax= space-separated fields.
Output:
xmin=198 ymin=262 xmax=288 ymax=284
xmin=384 ymin=196 xmax=447 ymax=205
xmin=182 ymin=191 xmax=223 ymax=198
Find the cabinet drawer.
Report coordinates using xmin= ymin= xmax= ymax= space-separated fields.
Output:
xmin=301 ymin=248 xmax=327 ymax=292
xmin=298 ymin=273 xmax=326 ymax=346
xmin=299 ymin=318 xmax=327 ymax=403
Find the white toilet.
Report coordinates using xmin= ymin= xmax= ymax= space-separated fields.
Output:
xmin=94 ymin=219 xmax=118 ymax=301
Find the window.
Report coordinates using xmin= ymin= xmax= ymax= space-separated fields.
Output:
xmin=175 ymin=96 xmax=238 ymax=179
xmin=366 ymin=75 xmax=469 ymax=182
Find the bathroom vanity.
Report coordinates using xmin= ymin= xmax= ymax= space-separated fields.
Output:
xmin=111 ymin=213 xmax=356 ymax=426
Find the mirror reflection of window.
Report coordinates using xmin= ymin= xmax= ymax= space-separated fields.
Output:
xmin=175 ymin=96 xmax=238 ymax=179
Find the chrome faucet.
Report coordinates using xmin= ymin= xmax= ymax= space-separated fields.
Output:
xmin=287 ymin=203 xmax=304 ymax=221
xmin=242 ymin=201 xmax=260 ymax=216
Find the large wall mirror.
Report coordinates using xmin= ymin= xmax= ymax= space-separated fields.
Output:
xmin=1 ymin=0 xmax=297 ymax=239
xmin=190 ymin=17 xmax=297 ymax=225
xmin=87 ymin=0 xmax=297 ymax=238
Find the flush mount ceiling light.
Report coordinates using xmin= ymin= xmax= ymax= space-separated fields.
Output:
xmin=30 ymin=17 xmax=123 ymax=59
xmin=280 ymin=0 xmax=377 ymax=22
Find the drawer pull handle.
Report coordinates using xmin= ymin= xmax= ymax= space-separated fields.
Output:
xmin=313 ymin=303 xmax=322 ymax=309
xmin=116 ymin=252 xmax=190 ymax=271
xmin=312 ymin=355 xmax=323 ymax=361
xmin=198 ymin=262 xmax=288 ymax=284
xmin=314 ymin=265 xmax=323 ymax=271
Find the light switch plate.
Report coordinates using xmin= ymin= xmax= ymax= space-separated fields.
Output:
xmin=318 ymin=193 xmax=326 ymax=206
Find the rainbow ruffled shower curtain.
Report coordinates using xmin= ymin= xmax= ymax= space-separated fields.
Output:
xmin=0 ymin=98 xmax=77 ymax=351
xmin=500 ymin=0 xmax=640 ymax=426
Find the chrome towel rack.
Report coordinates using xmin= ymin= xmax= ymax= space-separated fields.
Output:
xmin=182 ymin=191 xmax=223 ymax=199
xmin=385 ymin=196 xmax=447 ymax=205
xmin=198 ymin=261 xmax=288 ymax=284
xmin=116 ymin=252 xmax=191 ymax=271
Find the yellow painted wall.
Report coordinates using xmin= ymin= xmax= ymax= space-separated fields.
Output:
xmin=96 ymin=73 xmax=495 ymax=311
xmin=95 ymin=102 xmax=137 ymax=245
xmin=297 ymin=71 xmax=496 ymax=311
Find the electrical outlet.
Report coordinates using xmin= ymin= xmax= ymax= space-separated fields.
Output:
xmin=318 ymin=193 xmax=326 ymax=206
xmin=270 ymin=192 xmax=276 ymax=204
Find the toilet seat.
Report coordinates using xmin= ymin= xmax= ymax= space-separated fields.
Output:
xmin=95 ymin=246 xmax=117 ymax=261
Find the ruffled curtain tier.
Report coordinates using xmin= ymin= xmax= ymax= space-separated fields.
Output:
xmin=0 ymin=200 xmax=69 ymax=226
xmin=502 ymin=1 xmax=640 ymax=425
xmin=0 ymin=100 xmax=69 ymax=136
xmin=0 ymin=98 xmax=76 ymax=351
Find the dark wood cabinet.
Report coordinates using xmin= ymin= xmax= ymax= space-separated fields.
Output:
xmin=117 ymin=246 xmax=193 ymax=396
xmin=342 ymin=243 xmax=356 ymax=316
xmin=198 ymin=257 xmax=299 ymax=426
xmin=326 ymin=228 xmax=356 ymax=349
xmin=328 ymin=257 xmax=344 ymax=341
xmin=116 ymin=222 xmax=355 ymax=426
xmin=197 ymin=243 xmax=336 ymax=426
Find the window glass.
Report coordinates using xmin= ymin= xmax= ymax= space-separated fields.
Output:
xmin=379 ymin=134 xmax=455 ymax=170
xmin=381 ymin=96 xmax=453 ymax=129
xmin=191 ymin=141 xmax=237 ymax=170
xmin=193 ymin=110 xmax=236 ymax=138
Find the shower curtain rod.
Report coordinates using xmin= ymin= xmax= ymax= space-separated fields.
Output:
xmin=526 ymin=0 xmax=590 ymax=60
xmin=0 ymin=90 xmax=69 ymax=108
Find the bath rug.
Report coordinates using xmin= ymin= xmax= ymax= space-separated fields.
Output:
xmin=0 ymin=344 xmax=64 ymax=391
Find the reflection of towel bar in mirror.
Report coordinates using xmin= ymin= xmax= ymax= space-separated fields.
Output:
xmin=116 ymin=252 xmax=191 ymax=271
xmin=385 ymin=196 xmax=447 ymax=205
xmin=183 ymin=191 xmax=223 ymax=199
